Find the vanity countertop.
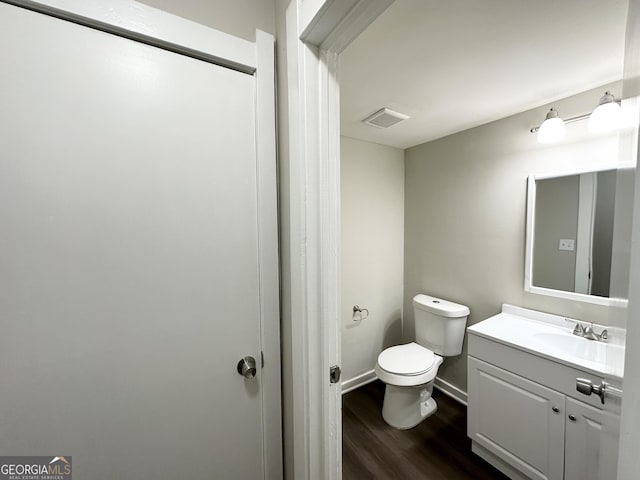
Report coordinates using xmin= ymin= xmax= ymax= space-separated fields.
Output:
xmin=467 ymin=304 xmax=625 ymax=380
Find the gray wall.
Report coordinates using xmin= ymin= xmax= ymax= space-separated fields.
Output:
xmin=532 ymin=175 xmax=580 ymax=292
xmin=137 ymin=0 xmax=275 ymax=40
xmin=341 ymin=136 xmax=404 ymax=386
xmin=404 ymin=83 xmax=622 ymax=392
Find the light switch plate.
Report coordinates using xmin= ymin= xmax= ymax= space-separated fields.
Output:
xmin=559 ymin=239 xmax=575 ymax=251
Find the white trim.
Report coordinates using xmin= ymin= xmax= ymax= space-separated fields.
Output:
xmin=284 ymin=32 xmax=342 ymax=478
xmin=254 ymin=30 xmax=283 ymax=480
xmin=285 ymin=4 xmax=318 ymax=477
xmin=341 ymin=370 xmax=377 ymax=394
xmin=433 ymin=376 xmax=468 ymax=406
xmin=526 ymin=285 xmax=623 ymax=306
xmin=320 ymin=0 xmax=394 ymax=53
xmin=300 ymin=0 xmax=394 ymax=53
xmin=530 ymin=163 xmax=621 ymax=181
xmin=2 ymin=0 xmax=256 ymax=73
xmin=320 ymin=47 xmax=343 ymax=480
xmin=524 ymin=175 xmax=536 ymax=295
xmin=284 ymin=1 xmax=394 ymax=478
xmin=300 ymin=0 xmax=357 ymax=47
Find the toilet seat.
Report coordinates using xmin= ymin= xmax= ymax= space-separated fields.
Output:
xmin=377 ymin=342 xmax=435 ymax=375
xmin=375 ymin=342 xmax=443 ymax=387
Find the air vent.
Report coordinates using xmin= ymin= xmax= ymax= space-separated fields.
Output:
xmin=363 ymin=108 xmax=409 ymax=128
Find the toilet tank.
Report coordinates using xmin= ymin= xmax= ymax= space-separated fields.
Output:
xmin=413 ymin=294 xmax=470 ymax=356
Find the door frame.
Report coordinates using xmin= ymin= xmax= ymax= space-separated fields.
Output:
xmin=280 ymin=1 xmax=393 ymax=479
xmin=1 ymin=1 xmax=281 ymax=478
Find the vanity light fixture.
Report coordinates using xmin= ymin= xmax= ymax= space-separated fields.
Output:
xmin=531 ymin=91 xmax=623 ymax=143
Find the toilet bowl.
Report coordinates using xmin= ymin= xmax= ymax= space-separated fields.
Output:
xmin=375 ymin=294 xmax=469 ymax=429
xmin=374 ymin=342 xmax=444 ymax=429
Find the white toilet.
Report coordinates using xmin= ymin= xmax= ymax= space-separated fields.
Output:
xmin=374 ymin=293 xmax=469 ymax=429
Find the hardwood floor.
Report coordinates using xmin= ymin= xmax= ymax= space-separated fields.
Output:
xmin=342 ymin=381 xmax=508 ymax=480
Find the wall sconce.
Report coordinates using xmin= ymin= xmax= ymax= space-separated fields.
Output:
xmin=530 ymin=91 xmax=622 ymax=144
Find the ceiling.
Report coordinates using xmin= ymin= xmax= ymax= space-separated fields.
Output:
xmin=340 ymin=0 xmax=628 ymax=149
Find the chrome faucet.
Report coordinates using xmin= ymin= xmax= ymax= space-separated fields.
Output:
xmin=572 ymin=322 xmax=607 ymax=342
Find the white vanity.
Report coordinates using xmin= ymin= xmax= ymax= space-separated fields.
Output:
xmin=467 ymin=304 xmax=624 ymax=480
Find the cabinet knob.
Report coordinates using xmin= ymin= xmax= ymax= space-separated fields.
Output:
xmin=552 ymin=406 xmax=560 ymax=413
xmin=568 ymin=414 xmax=577 ymax=422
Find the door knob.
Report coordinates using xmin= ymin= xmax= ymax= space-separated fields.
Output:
xmin=576 ymin=378 xmax=623 ymax=405
xmin=576 ymin=378 xmax=605 ymax=404
xmin=237 ymin=356 xmax=257 ymax=379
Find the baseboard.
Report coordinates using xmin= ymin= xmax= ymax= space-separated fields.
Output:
xmin=471 ymin=442 xmax=529 ymax=480
xmin=340 ymin=371 xmax=468 ymax=404
xmin=341 ymin=369 xmax=377 ymax=394
xmin=433 ymin=376 xmax=468 ymax=406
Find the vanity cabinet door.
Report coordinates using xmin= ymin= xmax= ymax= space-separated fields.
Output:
xmin=468 ymin=357 xmax=565 ymax=480
xmin=564 ymin=398 xmax=604 ymax=480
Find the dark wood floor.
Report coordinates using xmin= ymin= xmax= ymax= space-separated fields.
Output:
xmin=342 ymin=381 xmax=508 ymax=480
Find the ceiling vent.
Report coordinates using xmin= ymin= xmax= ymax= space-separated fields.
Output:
xmin=363 ymin=108 xmax=409 ymax=128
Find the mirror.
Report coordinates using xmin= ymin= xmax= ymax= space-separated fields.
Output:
xmin=525 ymin=168 xmax=618 ymax=306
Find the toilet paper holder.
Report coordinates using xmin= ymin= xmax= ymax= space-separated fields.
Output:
xmin=352 ymin=305 xmax=369 ymax=321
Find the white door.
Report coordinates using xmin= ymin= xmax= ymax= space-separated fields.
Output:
xmin=0 ymin=3 xmax=276 ymax=479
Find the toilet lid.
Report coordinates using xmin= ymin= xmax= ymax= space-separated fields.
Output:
xmin=377 ymin=342 xmax=435 ymax=376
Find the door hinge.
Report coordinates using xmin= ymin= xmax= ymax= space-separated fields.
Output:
xmin=329 ymin=365 xmax=341 ymax=384
xmin=261 ymin=351 xmax=264 ymax=368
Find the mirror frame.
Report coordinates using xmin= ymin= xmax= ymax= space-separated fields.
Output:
xmin=524 ymin=166 xmax=625 ymax=307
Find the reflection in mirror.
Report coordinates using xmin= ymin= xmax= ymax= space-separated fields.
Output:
xmin=533 ymin=170 xmax=615 ymax=296
xmin=525 ymin=169 xmax=618 ymax=306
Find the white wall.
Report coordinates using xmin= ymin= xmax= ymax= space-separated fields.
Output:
xmin=404 ymin=82 xmax=624 ymax=392
xmin=340 ymin=136 xmax=404 ymax=390
xmin=136 ymin=0 xmax=275 ymax=40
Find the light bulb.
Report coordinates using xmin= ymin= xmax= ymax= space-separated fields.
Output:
xmin=588 ymin=102 xmax=621 ymax=133
xmin=537 ymin=109 xmax=566 ymax=144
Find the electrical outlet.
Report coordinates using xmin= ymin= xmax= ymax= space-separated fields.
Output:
xmin=559 ymin=239 xmax=575 ymax=251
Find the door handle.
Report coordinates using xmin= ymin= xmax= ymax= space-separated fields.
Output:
xmin=576 ymin=378 xmax=604 ymax=403
xmin=576 ymin=378 xmax=622 ymax=405
xmin=237 ymin=356 xmax=257 ymax=379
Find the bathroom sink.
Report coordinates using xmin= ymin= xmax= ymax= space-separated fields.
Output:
xmin=468 ymin=305 xmax=626 ymax=378
xmin=533 ymin=332 xmax=607 ymax=363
